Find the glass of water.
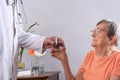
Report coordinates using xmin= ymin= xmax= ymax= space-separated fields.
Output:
xmin=31 ymin=56 xmax=44 ymax=76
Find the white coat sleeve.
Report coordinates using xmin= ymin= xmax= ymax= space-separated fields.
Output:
xmin=17 ymin=25 xmax=46 ymax=53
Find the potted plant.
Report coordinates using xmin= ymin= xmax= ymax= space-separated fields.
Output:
xmin=18 ymin=22 xmax=39 ymax=70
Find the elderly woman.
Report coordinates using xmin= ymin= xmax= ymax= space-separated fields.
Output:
xmin=51 ymin=19 xmax=120 ymax=80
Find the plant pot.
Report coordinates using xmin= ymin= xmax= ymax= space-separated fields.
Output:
xmin=18 ymin=62 xmax=25 ymax=71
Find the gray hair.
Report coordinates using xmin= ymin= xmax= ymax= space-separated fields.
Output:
xmin=96 ymin=19 xmax=120 ymax=46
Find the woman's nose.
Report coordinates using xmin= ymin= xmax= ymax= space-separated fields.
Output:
xmin=91 ymin=31 xmax=96 ymax=37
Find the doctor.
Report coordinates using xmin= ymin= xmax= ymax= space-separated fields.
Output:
xmin=0 ymin=0 xmax=62 ymax=80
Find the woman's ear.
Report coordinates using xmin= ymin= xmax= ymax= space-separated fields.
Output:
xmin=109 ymin=35 xmax=117 ymax=45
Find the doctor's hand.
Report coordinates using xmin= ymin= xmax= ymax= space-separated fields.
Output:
xmin=43 ymin=36 xmax=63 ymax=49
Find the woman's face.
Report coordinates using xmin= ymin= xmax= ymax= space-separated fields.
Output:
xmin=91 ymin=22 xmax=110 ymax=48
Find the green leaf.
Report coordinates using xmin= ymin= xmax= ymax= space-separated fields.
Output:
xmin=26 ymin=22 xmax=39 ymax=32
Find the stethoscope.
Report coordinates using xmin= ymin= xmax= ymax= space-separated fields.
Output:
xmin=6 ymin=0 xmax=27 ymax=24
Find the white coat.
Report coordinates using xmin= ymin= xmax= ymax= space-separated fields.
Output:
xmin=0 ymin=0 xmax=45 ymax=80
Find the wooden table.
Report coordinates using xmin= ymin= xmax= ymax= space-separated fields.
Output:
xmin=17 ymin=71 xmax=60 ymax=80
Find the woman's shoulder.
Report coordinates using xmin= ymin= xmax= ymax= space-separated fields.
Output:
xmin=86 ymin=50 xmax=95 ymax=58
xmin=88 ymin=50 xmax=95 ymax=54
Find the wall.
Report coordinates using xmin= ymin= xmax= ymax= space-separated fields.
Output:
xmin=22 ymin=0 xmax=120 ymax=80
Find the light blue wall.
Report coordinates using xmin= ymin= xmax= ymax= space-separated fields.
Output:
xmin=22 ymin=0 xmax=120 ymax=80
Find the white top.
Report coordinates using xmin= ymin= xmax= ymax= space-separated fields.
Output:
xmin=0 ymin=0 xmax=45 ymax=80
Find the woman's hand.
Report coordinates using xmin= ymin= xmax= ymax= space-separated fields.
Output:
xmin=50 ymin=38 xmax=67 ymax=62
